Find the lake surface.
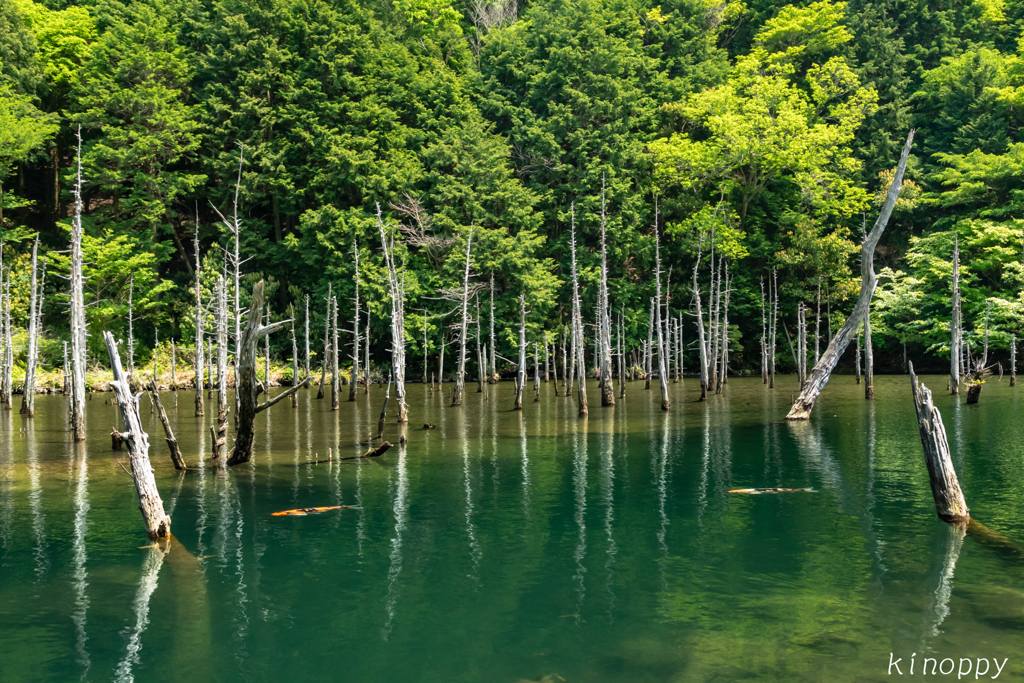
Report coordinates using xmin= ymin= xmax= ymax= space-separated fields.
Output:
xmin=2 ymin=375 xmax=1023 ymax=682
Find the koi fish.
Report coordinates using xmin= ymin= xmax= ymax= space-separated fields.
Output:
xmin=727 ymin=487 xmax=815 ymax=494
xmin=271 ymin=505 xmax=359 ymax=516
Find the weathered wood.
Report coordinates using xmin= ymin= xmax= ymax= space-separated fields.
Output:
xmin=760 ymin=278 xmax=768 ymax=384
xmin=1012 ymin=333 xmax=1017 ymax=387
xmin=489 ymin=272 xmax=497 ymax=383
xmin=0 ymin=252 xmax=10 ymax=409
xmin=569 ymin=205 xmax=587 ymax=417
xmin=692 ymin=240 xmax=709 ymax=401
xmin=112 ymin=429 xmax=124 ymax=451
xmin=69 ymin=127 xmax=87 ymax=441
xmin=377 ymin=375 xmax=390 ymax=439
xmin=786 ymin=130 xmax=914 ymax=420
xmin=290 ymin=304 xmax=299 ymax=408
xmin=149 ymin=381 xmax=186 ymax=470
xmin=304 ymin=293 xmax=311 ymax=382
xmin=769 ymin=268 xmax=778 ymax=388
xmin=864 ymin=226 xmax=875 ymax=400
xmin=340 ymin=441 xmax=392 ymax=460
xmin=214 ymin=276 xmax=228 ymax=464
xmin=377 ymin=203 xmax=408 ymax=423
xmin=104 ymin=330 xmax=171 ymax=540
xmin=515 ymin=294 xmax=526 ymax=410
xmin=228 ymin=280 xmax=295 ymax=466
xmin=349 ymin=241 xmax=360 ymax=400
xmin=331 ymin=294 xmax=339 ymax=410
xmin=317 ymin=284 xmax=330 ymax=399
xmin=21 ymin=236 xmax=39 ymax=417
xmin=951 ymin=234 xmax=961 ymax=394
xmin=599 ymin=178 xmax=615 ymax=407
xmin=653 ymin=203 xmax=669 ymax=410
xmin=193 ymin=216 xmax=204 ymax=417
xmin=966 ymin=383 xmax=982 ymax=404
xmin=256 ymin=376 xmax=309 ymax=414
xmin=453 ymin=228 xmax=474 ymax=406
xmin=910 ymin=361 xmax=969 ymax=524
xmin=476 ymin=294 xmax=484 ymax=393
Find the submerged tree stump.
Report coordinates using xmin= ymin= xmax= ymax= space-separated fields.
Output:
xmin=966 ymin=383 xmax=982 ymax=404
xmin=910 ymin=362 xmax=969 ymax=524
xmin=104 ymin=331 xmax=171 ymax=540
xmin=149 ymin=381 xmax=186 ymax=470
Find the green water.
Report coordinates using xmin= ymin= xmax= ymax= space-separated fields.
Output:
xmin=2 ymin=376 xmax=1024 ymax=682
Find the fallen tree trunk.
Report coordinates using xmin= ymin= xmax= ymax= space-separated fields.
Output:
xmin=910 ymin=361 xmax=969 ymax=524
xmin=104 ymin=331 xmax=171 ymax=540
xmin=786 ymin=130 xmax=914 ymax=420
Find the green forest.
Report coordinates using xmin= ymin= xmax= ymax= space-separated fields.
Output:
xmin=2 ymin=0 xmax=1022 ymax=381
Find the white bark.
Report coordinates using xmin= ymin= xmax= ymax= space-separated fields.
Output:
xmin=377 ymin=203 xmax=408 ymax=422
xmin=453 ymin=228 xmax=474 ymax=406
xmin=569 ymin=203 xmax=587 ymax=417
xmin=21 ymin=236 xmax=39 ymax=416
xmin=69 ymin=127 xmax=87 ymax=441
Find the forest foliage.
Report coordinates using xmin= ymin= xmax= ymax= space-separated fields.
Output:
xmin=2 ymin=0 xmax=1023 ymax=374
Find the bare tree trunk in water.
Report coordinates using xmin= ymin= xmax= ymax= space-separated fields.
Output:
xmin=453 ymin=228 xmax=473 ymax=407
xmin=349 ymin=243 xmax=360 ymax=401
xmin=653 ymin=203 xmax=669 ymax=411
xmin=644 ymin=301 xmax=653 ymax=391
xmin=533 ymin=343 xmax=540 ymax=402
xmin=814 ymin=278 xmax=821 ymax=365
xmin=951 ymin=234 xmax=961 ymax=394
xmin=769 ymin=268 xmax=778 ymax=389
xmin=0 ymin=253 xmax=9 ymax=409
xmin=489 ymin=272 xmax=496 ymax=383
xmin=377 ymin=203 xmax=408 ymax=423
xmin=569 ymin=204 xmax=587 ymax=417
xmin=691 ymin=240 xmax=709 ymax=402
xmin=1012 ymin=333 xmax=1017 ymax=387
xmin=228 ymin=280 xmax=307 ymax=466
xmin=364 ymin=306 xmax=370 ymax=393
xmin=514 ymin=294 xmax=526 ymax=411
xmin=213 ymin=277 xmax=228 ymax=464
xmin=856 ymin=330 xmax=862 ymax=385
xmin=331 ymin=295 xmax=339 ymax=410
xmin=21 ymin=236 xmax=39 ymax=417
xmin=476 ymin=294 xmax=484 ymax=393
xmin=910 ymin=363 xmax=970 ymax=523
xmin=304 ymin=294 xmax=311 ymax=382
xmin=599 ymin=177 xmax=615 ymax=406
xmin=69 ymin=127 xmax=87 ymax=441
xmin=290 ymin=305 xmax=299 ymax=408
xmin=618 ymin=309 xmax=626 ymax=400
xmin=865 ymin=308 xmax=874 ymax=400
xmin=264 ymin=306 xmax=271 ymax=393
xmin=438 ymin=328 xmax=446 ymax=389
xmin=716 ymin=266 xmax=730 ymax=394
xmin=104 ymin=331 xmax=171 ymax=539
xmin=786 ymin=130 xmax=914 ymax=420
xmin=149 ymin=380 xmax=186 ymax=470
xmin=761 ymin=278 xmax=768 ymax=384
xmin=317 ymin=285 xmax=330 ymax=400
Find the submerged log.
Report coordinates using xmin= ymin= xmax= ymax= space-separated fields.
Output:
xmin=149 ymin=381 xmax=186 ymax=470
xmin=786 ymin=130 xmax=914 ymax=420
xmin=910 ymin=361 xmax=969 ymax=524
xmin=104 ymin=331 xmax=171 ymax=540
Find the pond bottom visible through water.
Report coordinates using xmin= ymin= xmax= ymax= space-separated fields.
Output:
xmin=1 ymin=375 xmax=1024 ymax=682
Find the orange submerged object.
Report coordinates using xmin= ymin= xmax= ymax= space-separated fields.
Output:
xmin=271 ymin=505 xmax=356 ymax=516
xmin=727 ymin=487 xmax=815 ymax=494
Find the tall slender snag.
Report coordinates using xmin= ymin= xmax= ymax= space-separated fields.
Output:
xmin=69 ymin=127 xmax=87 ymax=441
xmin=951 ymin=234 xmax=961 ymax=394
xmin=331 ymin=295 xmax=339 ymax=410
xmin=349 ymin=242 xmax=360 ymax=400
xmin=21 ymin=236 xmax=40 ymax=416
xmin=786 ymin=130 xmax=914 ymax=420
xmin=599 ymin=176 xmax=615 ymax=406
xmin=377 ymin=203 xmax=408 ymax=422
xmin=692 ymin=240 xmax=709 ymax=401
xmin=653 ymin=205 xmax=669 ymax=410
xmin=453 ymin=228 xmax=474 ymax=406
xmin=214 ymin=276 xmax=228 ymax=463
xmin=514 ymin=294 xmax=526 ymax=410
xmin=569 ymin=203 xmax=588 ymax=417
xmin=290 ymin=304 xmax=299 ymax=408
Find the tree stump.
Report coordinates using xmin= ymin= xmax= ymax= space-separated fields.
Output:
xmin=966 ymin=383 xmax=982 ymax=404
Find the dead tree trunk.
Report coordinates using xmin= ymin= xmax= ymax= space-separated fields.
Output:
xmin=514 ymin=294 xmax=526 ymax=411
xmin=533 ymin=343 xmax=540 ymax=402
xmin=290 ymin=304 xmax=299 ymax=408
xmin=489 ymin=272 xmax=497 ymax=383
xmin=331 ymin=295 xmax=340 ymax=410
xmin=476 ymin=294 xmax=484 ymax=393
xmin=769 ymin=268 xmax=778 ymax=389
xmin=364 ymin=306 xmax=370 ymax=393
xmin=786 ymin=130 xmax=914 ymax=420
xmin=228 ymin=280 xmax=307 ymax=466
xmin=569 ymin=204 xmax=588 ymax=417
xmin=103 ymin=331 xmax=171 ymax=540
xmin=149 ymin=380 xmax=186 ymax=470
xmin=21 ymin=236 xmax=39 ymax=416
xmin=856 ymin=330 xmax=862 ymax=384
xmin=761 ymin=278 xmax=768 ymax=384
xmin=716 ymin=265 xmax=730 ymax=395
xmin=599 ymin=178 xmax=615 ymax=406
xmin=1012 ymin=333 xmax=1017 ymax=387
xmin=213 ymin=276 xmax=228 ymax=463
xmin=127 ymin=272 xmax=135 ymax=378
xmin=618 ymin=309 xmax=626 ymax=399
xmin=0 ymin=253 xmax=9 ymax=409
xmin=317 ymin=285 xmax=330 ymax=400
xmin=193 ymin=219 xmax=203 ymax=413
xmin=910 ymin=362 xmax=970 ymax=523
xmin=69 ymin=127 xmax=87 ymax=441
xmin=864 ymin=307 xmax=874 ymax=400
xmin=453 ymin=228 xmax=474 ymax=407
xmin=377 ymin=203 xmax=408 ymax=423
xmin=653 ymin=206 xmax=669 ymax=411
xmin=951 ymin=234 xmax=961 ymax=394
xmin=644 ymin=301 xmax=653 ymax=391
xmin=304 ymin=294 xmax=311 ymax=382
xmin=349 ymin=241 xmax=360 ymax=401
xmin=692 ymin=240 xmax=709 ymax=401
xmin=814 ymin=278 xmax=821 ymax=365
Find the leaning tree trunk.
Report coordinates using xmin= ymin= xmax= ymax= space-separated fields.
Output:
xmin=910 ymin=362 xmax=970 ymax=524
xmin=349 ymin=241 xmax=360 ymax=401
xmin=786 ymin=130 xmax=914 ymax=420
xmin=228 ymin=280 xmax=308 ymax=466
xmin=951 ymin=234 xmax=961 ymax=394
xmin=104 ymin=331 xmax=171 ymax=540
xmin=569 ymin=204 xmax=588 ymax=417
xmin=598 ymin=178 xmax=615 ymax=406
xmin=21 ymin=236 xmax=39 ymax=417
xmin=69 ymin=127 xmax=87 ymax=441
xmin=149 ymin=380 xmax=186 ymax=470
xmin=514 ymin=294 xmax=526 ymax=410
xmin=453 ymin=228 xmax=474 ymax=406
xmin=377 ymin=203 xmax=408 ymax=423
